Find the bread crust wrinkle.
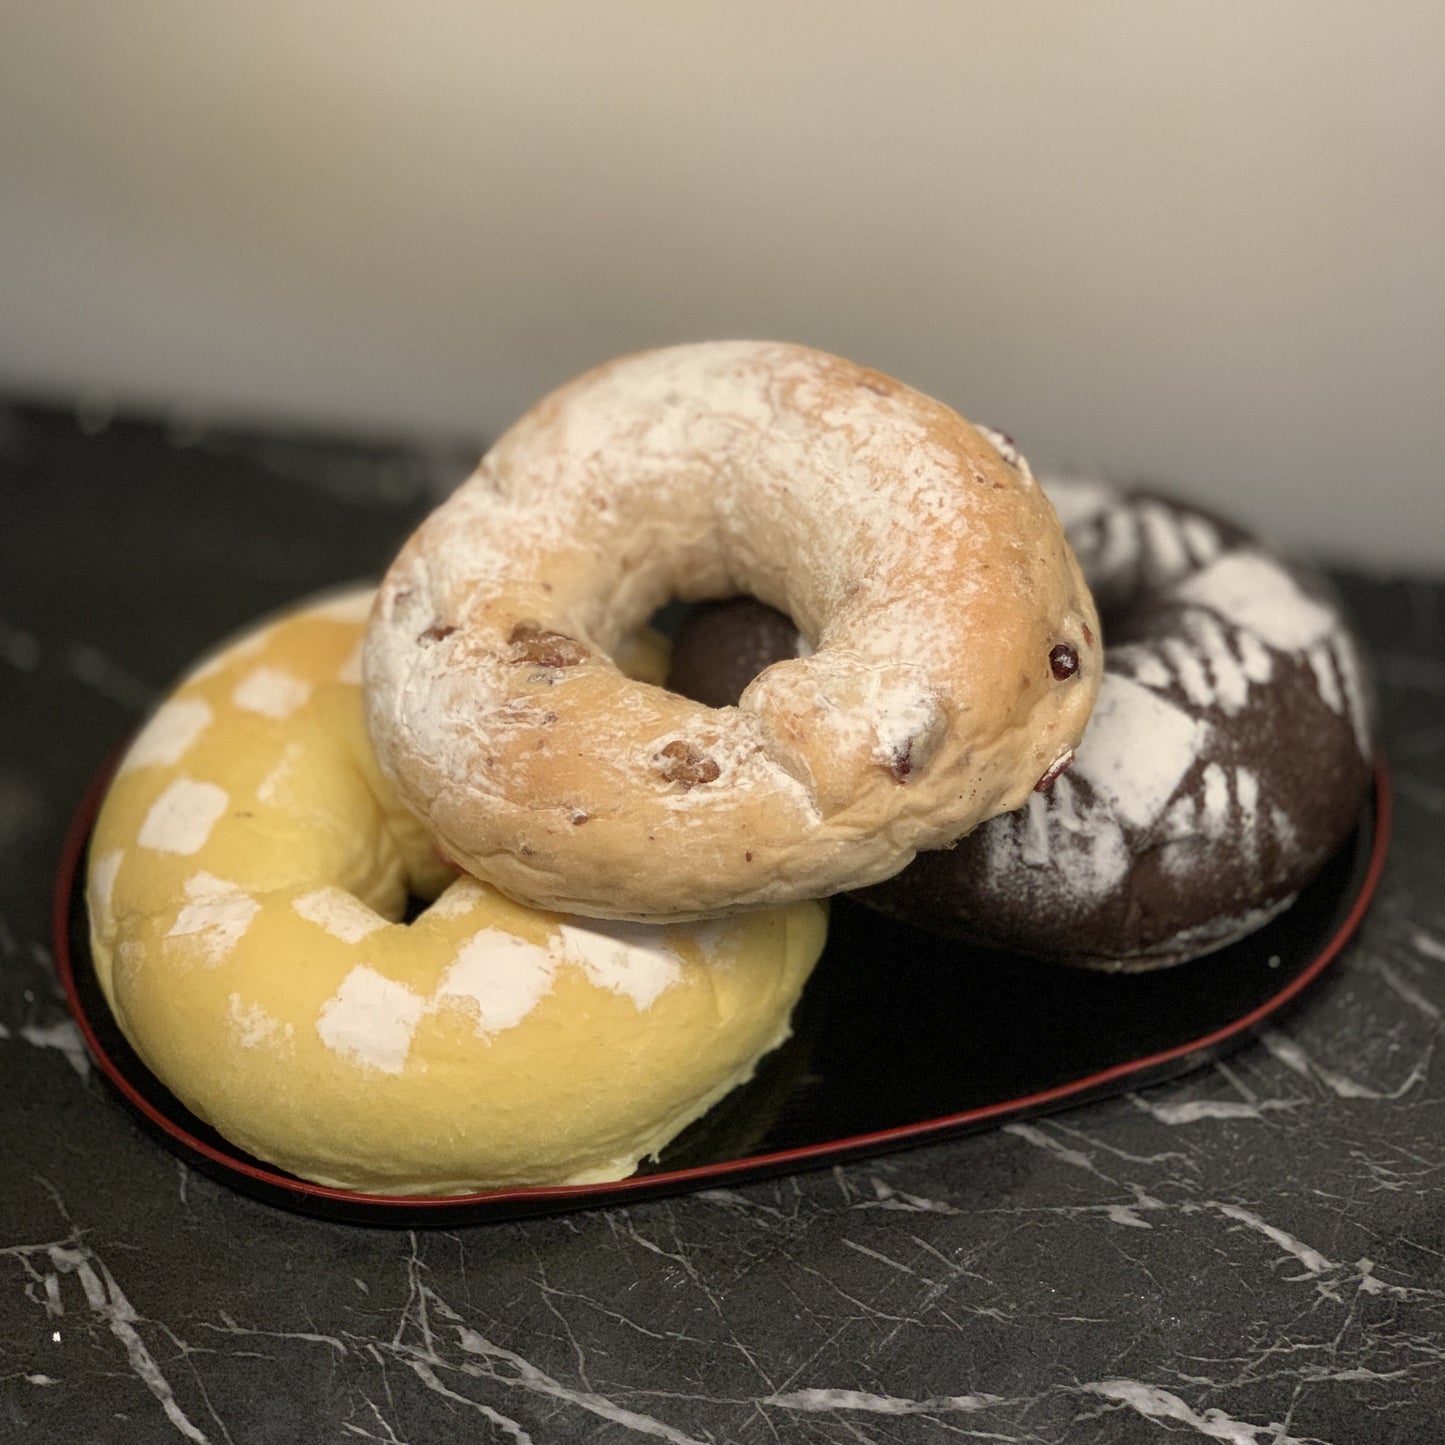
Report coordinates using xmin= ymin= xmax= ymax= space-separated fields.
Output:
xmin=364 ymin=341 xmax=1101 ymax=920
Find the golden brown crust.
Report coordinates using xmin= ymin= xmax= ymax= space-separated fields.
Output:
xmin=364 ymin=342 xmax=1101 ymax=920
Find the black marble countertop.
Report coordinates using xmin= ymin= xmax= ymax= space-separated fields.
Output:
xmin=3 ymin=400 xmax=1442 ymax=1444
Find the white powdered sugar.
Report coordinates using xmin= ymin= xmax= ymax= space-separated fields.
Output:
xmin=866 ymin=674 xmax=945 ymax=777
xmin=231 ymin=667 xmax=312 ymax=720
xmin=555 ymin=919 xmax=683 ymax=1009
xmin=1139 ymin=500 xmax=1192 ymax=580
xmin=687 ymin=919 xmax=743 ymax=966
xmin=1157 ymin=764 xmax=1267 ymax=879
xmin=973 ymin=424 xmax=1036 ymax=485
xmin=306 ymin=900 xmax=696 ymax=1064
xmin=436 ymin=929 xmax=557 ymax=1034
xmin=256 ymin=741 xmax=305 ymax=805
xmin=1129 ymin=498 xmax=1222 ymax=581
xmin=137 ymin=779 xmax=229 ymax=855
xmin=431 ymin=916 xmax=685 ymax=1036
xmin=1005 ymin=774 xmax=1131 ymax=895
xmin=1095 ymin=505 xmax=1141 ymax=579
xmin=1176 ymin=552 xmax=1336 ymax=652
xmin=89 ymin=849 xmax=123 ymax=929
xmin=1308 ymin=639 xmax=1344 ymax=712
xmin=1162 ymin=793 xmax=1197 ymax=841
xmin=316 ymin=966 xmax=427 ymax=1075
xmin=1175 ymin=550 xmax=1370 ymax=749
xmin=1020 ymin=789 xmax=1055 ymax=868
xmin=1181 ymin=611 xmax=1249 ymax=713
xmin=1118 ymin=648 xmax=1172 ymax=691
xmin=227 ymin=993 xmax=290 ymax=1048
xmin=292 ymin=888 xmax=387 ymax=945
xmin=1331 ymin=634 xmax=1374 ymax=755
xmin=1119 ymin=616 xmax=1274 ymax=717
xmin=1307 ymin=639 xmax=1344 ymax=712
xmin=1234 ymin=629 xmax=1275 ymax=686
xmin=966 ymin=478 xmax=1369 ymax=962
xmin=1227 ymin=622 xmax=1276 ymax=689
xmin=366 ymin=342 xmax=1089 ymax=918
xmin=1304 ymin=638 xmax=1372 ymax=754
xmin=1059 ymin=484 xmax=1224 ymax=592
xmin=1160 ymin=637 xmax=1212 ymax=709
xmin=1180 ymin=513 xmax=1222 ymax=566
xmin=1039 ymin=474 xmax=1116 ymax=530
xmin=167 ymin=872 xmax=260 ymax=964
xmin=1072 ymin=676 xmax=1209 ymax=831
xmin=1200 ymin=762 xmax=1230 ymax=834
xmin=1234 ymin=766 xmax=1261 ymax=844
xmin=1270 ymin=804 xmax=1299 ymax=851
xmin=120 ymin=697 xmax=212 ymax=772
xmin=423 ymin=876 xmax=493 ymax=920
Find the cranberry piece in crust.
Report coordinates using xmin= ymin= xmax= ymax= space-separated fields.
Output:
xmin=1049 ymin=643 xmax=1079 ymax=680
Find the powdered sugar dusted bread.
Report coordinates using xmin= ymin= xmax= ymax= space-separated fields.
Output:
xmin=86 ymin=590 xmax=826 ymax=1194
xmin=668 ymin=479 xmax=1376 ymax=969
xmin=363 ymin=342 xmax=1101 ymax=921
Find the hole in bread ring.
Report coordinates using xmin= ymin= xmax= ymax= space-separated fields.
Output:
xmin=364 ymin=342 xmax=1102 ymax=921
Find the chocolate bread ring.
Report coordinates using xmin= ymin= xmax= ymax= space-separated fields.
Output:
xmin=666 ymin=478 xmax=1376 ymax=969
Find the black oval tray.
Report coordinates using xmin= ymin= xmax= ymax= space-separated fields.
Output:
xmin=53 ymin=760 xmax=1390 ymax=1225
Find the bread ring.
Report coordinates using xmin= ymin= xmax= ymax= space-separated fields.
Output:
xmin=666 ymin=479 xmax=1377 ymax=969
xmin=364 ymin=342 xmax=1101 ymax=921
xmin=85 ymin=590 xmax=826 ymax=1194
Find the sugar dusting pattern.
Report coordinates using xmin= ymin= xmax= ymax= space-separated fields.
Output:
xmin=96 ymin=588 xmax=763 ymax=1081
xmin=999 ymin=477 xmax=1372 ymax=945
xmin=363 ymin=341 xmax=1100 ymax=920
xmin=119 ymin=697 xmax=213 ymax=773
xmin=137 ymin=779 xmax=229 ymax=856
xmin=167 ymin=873 xmax=261 ymax=966
xmin=304 ymin=918 xmax=692 ymax=1074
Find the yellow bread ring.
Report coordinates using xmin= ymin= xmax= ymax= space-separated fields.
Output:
xmin=365 ymin=341 xmax=1102 ymax=921
xmin=85 ymin=589 xmax=826 ymax=1195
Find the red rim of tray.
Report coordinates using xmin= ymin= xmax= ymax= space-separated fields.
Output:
xmin=53 ymin=754 xmax=1392 ymax=1223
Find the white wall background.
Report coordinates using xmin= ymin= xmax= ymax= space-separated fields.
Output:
xmin=2 ymin=1 xmax=1442 ymax=566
